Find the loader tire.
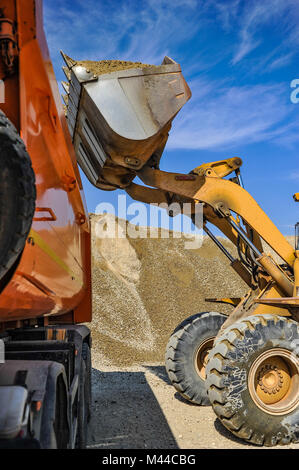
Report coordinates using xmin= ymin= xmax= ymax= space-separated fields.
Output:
xmin=206 ymin=314 xmax=299 ymax=446
xmin=0 ymin=110 xmax=36 ymax=284
xmin=165 ymin=312 xmax=226 ymax=405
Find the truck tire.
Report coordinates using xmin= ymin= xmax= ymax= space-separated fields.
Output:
xmin=76 ymin=357 xmax=88 ymax=449
xmin=53 ymin=374 xmax=69 ymax=449
xmin=206 ymin=314 xmax=299 ymax=446
xmin=165 ymin=312 xmax=227 ymax=405
xmin=82 ymin=342 xmax=92 ymax=423
xmin=0 ymin=110 xmax=36 ymax=284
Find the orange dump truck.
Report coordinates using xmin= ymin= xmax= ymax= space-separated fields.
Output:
xmin=2 ymin=0 xmax=299 ymax=451
xmin=0 ymin=0 xmax=92 ymax=448
xmin=0 ymin=0 xmax=191 ymax=449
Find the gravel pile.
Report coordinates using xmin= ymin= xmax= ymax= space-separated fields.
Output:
xmin=72 ymin=58 xmax=155 ymax=76
xmin=89 ymin=214 xmax=249 ymax=367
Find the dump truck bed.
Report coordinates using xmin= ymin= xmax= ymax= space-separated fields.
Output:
xmin=0 ymin=0 xmax=91 ymax=325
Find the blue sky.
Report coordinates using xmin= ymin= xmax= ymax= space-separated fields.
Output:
xmin=43 ymin=0 xmax=299 ymax=235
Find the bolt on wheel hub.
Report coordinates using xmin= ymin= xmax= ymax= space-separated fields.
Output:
xmin=258 ymin=366 xmax=283 ymax=393
xmin=256 ymin=357 xmax=291 ymax=404
xmin=249 ymin=349 xmax=299 ymax=415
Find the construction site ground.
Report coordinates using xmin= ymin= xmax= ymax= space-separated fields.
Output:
xmin=87 ymin=360 xmax=299 ymax=450
xmin=88 ymin=214 xmax=299 ymax=449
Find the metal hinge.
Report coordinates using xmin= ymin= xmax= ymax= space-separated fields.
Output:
xmin=0 ymin=16 xmax=17 ymax=75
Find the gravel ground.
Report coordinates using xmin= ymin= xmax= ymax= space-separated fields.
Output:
xmin=87 ymin=214 xmax=298 ymax=450
xmin=87 ymin=362 xmax=299 ymax=450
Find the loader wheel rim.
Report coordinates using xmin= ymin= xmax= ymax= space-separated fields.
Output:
xmin=248 ymin=349 xmax=299 ymax=415
xmin=195 ymin=337 xmax=214 ymax=380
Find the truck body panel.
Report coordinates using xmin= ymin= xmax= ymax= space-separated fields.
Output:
xmin=0 ymin=0 xmax=91 ymax=324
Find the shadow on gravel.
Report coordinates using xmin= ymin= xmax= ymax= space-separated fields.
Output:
xmin=173 ymin=392 xmax=201 ymax=406
xmin=88 ymin=367 xmax=178 ymax=449
xmin=143 ymin=365 xmax=171 ymax=384
xmin=144 ymin=366 xmax=254 ymax=446
xmin=143 ymin=366 xmax=199 ymax=406
xmin=213 ymin=418 xmax=253 ymax=446
xmin=144 ymin=366 xmax=205 ymax=408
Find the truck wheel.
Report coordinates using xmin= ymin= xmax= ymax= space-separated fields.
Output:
xmin=165 ymin=312 xmax=227 ymax=405
xmin=53 ymin=375 xmax=69 ymax=449
xmin=206 ymin=314 xmax=299 ymax=446
xmin=76 ymin=357 xmax=88 ymax=449
xmin=0 ymin=110 xmax=36 ymax=284
xmin=82 ymin=342 xmax=92 ymax=423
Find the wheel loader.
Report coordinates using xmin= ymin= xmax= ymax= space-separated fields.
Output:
xmin=61 ymin=40 xmax=299 ymax=448
xmin=0 ymin=0 xmax=298 ymax=450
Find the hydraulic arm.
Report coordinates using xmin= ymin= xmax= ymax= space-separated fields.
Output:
xmin=62 ymin=53 xmax=299 ymax=327
xmin=60 ymin=23 xmax=299 ymax=450
xmin=126 ymin=157 xmax=298 ymax=327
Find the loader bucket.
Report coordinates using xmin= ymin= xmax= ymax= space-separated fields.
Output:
xmin=61 ymin=53 xmax=191 ymax=190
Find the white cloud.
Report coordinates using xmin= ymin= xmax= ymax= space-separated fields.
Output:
xmin=167 ymin=79 xmax=296 ymax=150
xmin=43 ymin=0 xmax=298 ymax=152
xmin=43 ymin=0 xmax=203 ymax=69
xmin=234 ymin=0 xmax=298 ymax=64
xmin=273 ymin=120 xmax=299 ymax=148
xmin=268 ymin=52 xmax=294 ymax=71
xmin=289 ymin=171 xmax=299 ymax=180
xmin=210 ymin=0 xmax=241 ymax=32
